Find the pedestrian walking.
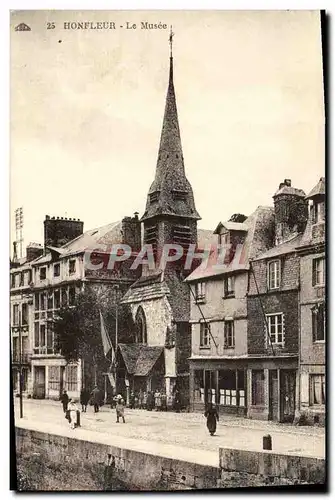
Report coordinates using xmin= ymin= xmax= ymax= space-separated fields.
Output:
xmin=90 ymin=386 xmax=101 ymax=413
xmin=68 ymin=400 xmax=79 ymax=429
xmin=116 ymin=398 xmax=126 ymax=423
xmin=204 ymin=403 xmax=219 ymax=436
xmin=173 ymin=389 xmax=181 ymax=413
xmin=80 ymin=387 xmax=90 ymax=412
xmin=60 ymin=389 xmax=69 ymax=413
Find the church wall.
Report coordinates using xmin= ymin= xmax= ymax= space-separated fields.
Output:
xmin=130 ymin=297 xmax=173 ymax=346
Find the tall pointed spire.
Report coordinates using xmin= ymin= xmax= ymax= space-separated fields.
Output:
xmin=141 ymin=29 xmax=200 ymax=222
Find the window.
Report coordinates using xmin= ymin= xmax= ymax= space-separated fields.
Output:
xmin=21 ymin=303 xmax=28 ymax=325
xmin=224 ymin=320 xmax=235 ymax=348
xmin=267 ymin=313 xmax=285 ymax=346
xmin=40 ymin=292 xmax=46 ymax=310
xmin=46 ymin=324 xmax=54 ymax=354
xmin=61 ymin=288 xmax=68 ymax=307
xmin=252 ymin=370 xmax=265 ymax=405
xmin=149 ymin=191 xmax=160 ymax=203
xmin=47 ymin=291 xmax=53 ymax=310
xmin=23 ymin=271 xmax=30 ymax=286
xmin=11 ymin=274 xmax=15 ymax=288
xmin=218 ymin=370 xmax=236 ymax=406
xmin=69 ymin=260 xmax=76 ymax=275
xmin=54 ymin=290 xmax=60 ymax=309
xmin=310 ymin=374 xmax=325 ymax=406
xmin=15 ymin=274 xmax=20 ymax=288
xmin=200 ymin=322 xmax=210 ymax=347
xmin=40 ymin=324 xmax=46 ymax=347
xmin=224 ymin=276 xmax=235 ymax=297
xmin=12 ymin=337 xmax=19 ymax=363
xmin=195 ymin=282 xmax=206 ymax=303
xmin=69 ymin=287 xmax=76 ymax=306
xmin=313 ymin=258 xmax=325 ymax=286
xmin=311 ymin=202 xmax=325 ymax=224
xmin=34 ymin=322 xmax=39 ymax=348
xmin=65 ymin=365 xmax=78 ymax=391
xmin=48 ymin=366 xmax=60 ymax=391
xmin=268 ymin=260 xmax=280 ymax=290
xmin=312 ymin=302 xmax=325 ymax=342
xmin=40 ymin=267 xmax=47 ymax=280
xmin=135 ymin=306 xmax=147 ymax=344
xmin=54 ymin=263 xmax=60 ymax=277
xmin=219 ymin=232 xmax=230 ymax=246
xmin=35 ymin=293 xmax=40 ymax=311
xmin=13 ymin=304 xmax=19 ymax=326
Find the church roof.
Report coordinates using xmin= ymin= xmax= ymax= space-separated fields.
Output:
xmin=118 ymin=344 xmax=164 ymax=376
xmin=141 ymin=54 xmax=200 ymax=222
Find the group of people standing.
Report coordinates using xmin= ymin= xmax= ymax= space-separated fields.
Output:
xmin=128 ymin=388 xmax=182 ymax=412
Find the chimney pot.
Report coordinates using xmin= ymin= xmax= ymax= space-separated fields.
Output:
xmin=45 ymin=215 xmax=50 ymax=220
xmin=284 ymin=179 xmax=291 ymax=186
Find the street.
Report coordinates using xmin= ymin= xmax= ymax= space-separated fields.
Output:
xmin=14 ymin=398 xmax=325 ymax=466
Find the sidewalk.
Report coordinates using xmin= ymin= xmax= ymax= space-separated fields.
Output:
xmin=14 ymin=398 xmax=325 ymax=464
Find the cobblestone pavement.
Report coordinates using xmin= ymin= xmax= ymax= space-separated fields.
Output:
xmin=14 ymin=398 xmax=325 ymax=460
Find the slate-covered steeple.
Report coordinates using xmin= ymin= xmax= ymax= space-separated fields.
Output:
xmin=141 ymin=31 xmax=200 ymax=222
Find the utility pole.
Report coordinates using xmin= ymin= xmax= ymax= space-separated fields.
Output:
xmin=114 ymin=285 xmax=119 ymax=395
xmin=18 ymin=309 xmax=23 ymax=418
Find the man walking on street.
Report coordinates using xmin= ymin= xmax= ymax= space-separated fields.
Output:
xmin=80 ymin=386 xmax=90 ymax=412
xmin=90 ymin=385 xmax=101 ymax=413
xmin=60 ymin=389 xmax=69 ymax=414
xmin=116 ymin=398 xmax=126 ymax=423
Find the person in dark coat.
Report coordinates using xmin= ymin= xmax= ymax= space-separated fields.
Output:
xmin=146 ymin=391 xmax=154 ymax=411
xmin=80 ymin=387 xmax=90 ymax=412
xmin=60 ymin=389 xmax=69 ymax=413
xmin=174 ymin=390 xmax=181 ymax=413
xmin=90 ymin=386 xmax=101 ymax=413
xmin=204 ymin=403 xmax=219 ymax=436
xmin=129 ymin=391 xmax=135 ymax=409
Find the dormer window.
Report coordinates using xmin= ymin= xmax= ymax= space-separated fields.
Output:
xmin=69 ymin=259 xmax=76 ymax=275
xmin=149 ymin=191 xmax=160 ymax=204
xmin=195 ymin=281 xmax=206 ymax=303
xmin=219 ymin=232 xmax=230 ymax=246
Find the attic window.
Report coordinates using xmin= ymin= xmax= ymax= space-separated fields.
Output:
xmin=172 ymin=190 xmax=187 ymax=201
xmin=149 ymin=191 xmax=160 ymax=204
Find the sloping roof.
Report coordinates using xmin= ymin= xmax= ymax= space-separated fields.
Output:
xmin=118 ymin=343 xmax=164 ymax=376
xmin=214 ymin=221 xmax=248 ymax=234
xmin=61 ymin=221 xmax=122 ymax=255
xmin=121 ymin=281 xmax=170 ymax=304
xmin=306 ymin=177 xmax=325 ymax=199
xmin=273 ymin=185 xmax=306 ymax=198
xmin=253 ymin=234 xmax=302 ymax=261
xmin=185 ymin=206 xmax=274 ymax=281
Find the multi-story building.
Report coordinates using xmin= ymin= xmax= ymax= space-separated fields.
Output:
xmin=10 ymin=243 xmax=43 ymax=396
xmin=12 ymin=214 xmax=141 ymax=401
xmin=186 ymin=207 xmax=274 ymax=415
xmin=247 ymin=179 xmax=308 ymax=423
xmin=296 ymin=177 xmax=325 ymax=425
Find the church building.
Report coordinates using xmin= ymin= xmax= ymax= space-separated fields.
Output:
xmin=119 ymin=37 xmax=213 ymax=407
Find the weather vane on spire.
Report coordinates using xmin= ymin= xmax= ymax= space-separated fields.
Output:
xmin=169 ymin=25 xmax=174 ymax=57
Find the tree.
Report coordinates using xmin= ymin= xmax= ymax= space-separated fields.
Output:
xmin=50 ymin=285 xmax=135 ymax=388
xmin=228 ymin=213 xmax=247 ymax=223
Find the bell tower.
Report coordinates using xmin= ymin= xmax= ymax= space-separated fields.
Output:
xmin=141 ymin=28 xmax=201 ymax=262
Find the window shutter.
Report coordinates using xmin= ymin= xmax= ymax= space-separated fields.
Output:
xmin=312 ymin=259 xmax=317 ymax=286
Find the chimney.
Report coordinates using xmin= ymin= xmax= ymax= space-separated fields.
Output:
xmin=273 ymin=180 xmax=308 ymax=245
xmin=122 ymin=214 xmax=141 ymax=251
xmin=44 ymin=215 xmax=84 ymax=248
xmin=26 ymin=242 xmax=44 ymax=262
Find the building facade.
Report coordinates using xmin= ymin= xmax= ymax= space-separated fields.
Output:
xmin=186 ymin=207 xmax=274 ymax=416
xmin=296 ymin=177 xmax=325 ymax=425
xmin=246 ymin=179 xmax=308 ymax=423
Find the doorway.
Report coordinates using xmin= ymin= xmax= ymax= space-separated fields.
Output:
xmin=269 ymin=370 xmax=279 ymax=421
xmin=280 ymin=370 xmax=296 ymax=423
xmin=34 ymin=366 xmax=46 ymax=399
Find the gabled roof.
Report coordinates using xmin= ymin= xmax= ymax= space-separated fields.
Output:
xmin=185 ymin=206 xmax=274 ymax=282
xmin=306 ymin=177 xmax=325 ymax=200
xmin=214 ymin=221 xmax=248 ymax=234
xmin=61 ymin=221 xmax=122 ymax=255
xmin=118 ymin=344 xmax=164 ymax=376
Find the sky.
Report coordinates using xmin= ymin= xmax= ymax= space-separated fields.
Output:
xmin=10 ymin=10 xmax=325 ymax=252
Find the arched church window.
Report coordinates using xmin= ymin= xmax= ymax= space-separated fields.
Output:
xmin=135 ymin=306 xmax=147 ymax=344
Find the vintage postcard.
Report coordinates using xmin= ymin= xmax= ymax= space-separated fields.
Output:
xmin=10 ymin=10 xmax=326 ymax=491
